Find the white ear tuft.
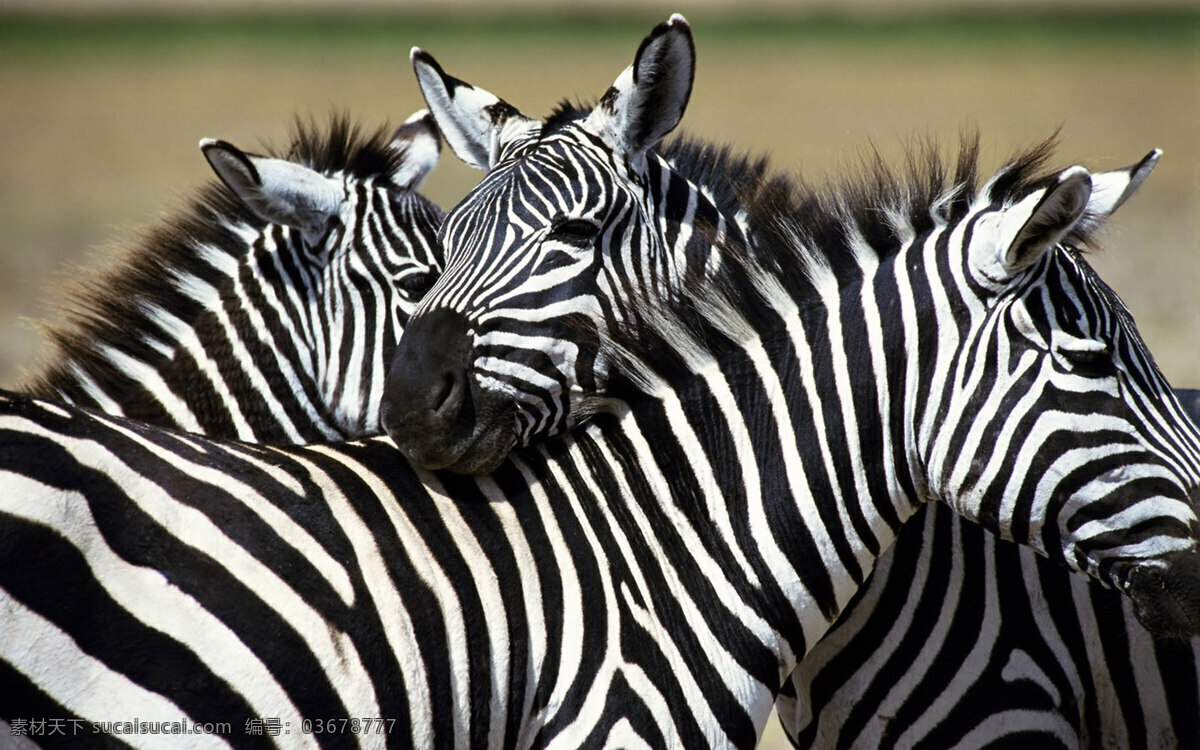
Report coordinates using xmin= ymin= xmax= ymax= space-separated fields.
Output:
xmin=389 ymin=109 xmax=441 ymax=190
xmin=201 ymin=139 xmax=342 ymax=244
xmin=582 ymin=14 xmax=694 ymax=168
xmin=411 ymin=47 xmax=536 ymax=171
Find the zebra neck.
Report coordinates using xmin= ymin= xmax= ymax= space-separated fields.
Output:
xmin=27 ymin=219 xmax=342 ymax=443
xmin=635 ymin=150 xmax=751 ymax=301
xmin=594 ymin=294 xmax=926 ymax=680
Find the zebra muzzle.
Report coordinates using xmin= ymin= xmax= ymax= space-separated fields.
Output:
xmin=381 ymin=308 xmax=516 ymax=474
xmin=1126 ymin=548 xmax=1200 ymax=640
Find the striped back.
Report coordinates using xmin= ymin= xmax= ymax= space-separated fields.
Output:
xmin=25 ymin=112 xmax=445 ymax=443
xmin=384 ymin=15 xmax=1200 ymax=637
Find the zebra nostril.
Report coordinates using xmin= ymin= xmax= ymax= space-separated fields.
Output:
xmin=432 ymin=371 xmax=461 ymax=418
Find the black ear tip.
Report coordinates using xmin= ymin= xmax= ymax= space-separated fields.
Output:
xmin=200 ymin=139 xmax=261 ymax=185
xmin=647 ymin=13 xmax=692 ymax=43
xmin=1136 ymin=148 xmax=1162 ymax=176
xmin=411 ymin=48 xmax=444 ymax=75
xmin=634 ymin=13 xmax=696 ymax=82
xmin=199 ymin=138 xmax=234 ymax=155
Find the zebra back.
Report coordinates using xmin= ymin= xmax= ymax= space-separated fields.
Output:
xmin=0 ymin=385 xmax=822 ymax=748
xmin=23 ymin=112 xmax=445 ymax=444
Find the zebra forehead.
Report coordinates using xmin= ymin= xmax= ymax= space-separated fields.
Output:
xmin=455 ymin=151 xmax=606 ymax=218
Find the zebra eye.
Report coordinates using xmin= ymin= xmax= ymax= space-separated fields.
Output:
xmin=1063 ymin=343 xmax=1114 ymax=376
xmin=1072 ymin=349 xmax=1110 ymax=371
xmin=397 ymin=270 xmax=437 ymax=299
xmin=548 ymin=218 xmax=599 ymax=247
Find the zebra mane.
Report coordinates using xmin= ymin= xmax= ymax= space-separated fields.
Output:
xmin=605 ymin=132 xmax=1105 ymax=395
xmin=22 ymin=114 xmax=407 ymax=397
xmin=280 ymin=113 xmax=420 ymax=182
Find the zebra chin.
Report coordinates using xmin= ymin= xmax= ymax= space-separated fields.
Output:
xmin=389 ymin=418 xmax=517 ymax=475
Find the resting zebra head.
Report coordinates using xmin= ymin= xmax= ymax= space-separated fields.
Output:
xmin=28 ymin=112 xmax=445 ymax=442
xmin=383 ymin=15 xmax=735 ymax=473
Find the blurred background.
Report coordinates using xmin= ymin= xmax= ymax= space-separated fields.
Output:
xmin=1 ymin=1 xmax=1197 ymax=393
xmin=0 ymin=1 xmax=1196 ymax=747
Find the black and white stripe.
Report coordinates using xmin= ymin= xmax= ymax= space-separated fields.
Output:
xmin=23 ymin=112 xmax=444 ymax=443
xmin=5 ymin=17 xmax=1200 ymax=747
xmin=779 ymin=504 xmax=1200 ymax=748
xmin=383 ymin=14 xmax=1200 ymax=746
xmin=3 ymin=142 xmax=1197 ymax=750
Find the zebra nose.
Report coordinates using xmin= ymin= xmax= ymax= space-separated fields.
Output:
xmin=381 ymin=308 xmax=473 ymax=463
xmin=1126 ymin=548 xmax=1200 ymax=639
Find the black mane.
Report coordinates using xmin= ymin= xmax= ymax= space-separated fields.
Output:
xmin=604 ymin=129 xmax=1088 ymax=393
xmin=23 ymin=114 xmax=406 ymax=397
xmin=546 ymin=97 xmax=1073 ymax=274
xmin=535 ymin=99 xmax=1088 ymax=391
xmin=543 ymin=99 xmax=592 ymax=135
xmin=282 ymin=113 xmax=415 ymax=182
xmin=661 ymin=130 xmax=1072 ymax=274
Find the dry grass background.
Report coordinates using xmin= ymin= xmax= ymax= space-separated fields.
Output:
xmin=0 ymin=9 xmax=1196 ymax=747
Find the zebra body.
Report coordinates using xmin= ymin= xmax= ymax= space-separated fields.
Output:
xmin=1 ymin=383 xmax=873 ymax=749
xmin=2 ymin=171 xmax=1196 ymax=749
xmin=12 ymin=293 xmax=1192 ymax=749
xmin=23 ymin=112 xmax=445 ymax=443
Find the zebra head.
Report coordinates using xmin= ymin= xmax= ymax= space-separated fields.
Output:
xmin=924 ymin=151 xmax=1200 ymax=637
xmin=201 ymin=112 xmax=445 ymax=438
xmin=382 ymin=15 xmax=721 ymax=473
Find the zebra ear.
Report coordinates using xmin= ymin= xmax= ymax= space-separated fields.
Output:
xmin=1078 ymin=148 xmax=1160 ymax=230
xmin=388 ymin=109 xmax=442 ymax=190
xmin=1002 ymin=166 xmax=1093 ymax=274
xmin=583 ymin=14 xmax=694 ymax=168
xmin=200 ymin=139 xmax=343 ymax=244
xmin=411 ymin=48 xmax=537 ymax=171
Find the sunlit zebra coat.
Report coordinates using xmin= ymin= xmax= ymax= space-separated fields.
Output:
xmin=24 ymin=112 xmax=444 ymax=443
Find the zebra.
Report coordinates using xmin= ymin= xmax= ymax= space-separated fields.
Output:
xmin=3 ymin=22 xmax=1198 ymax=747
xmin=3 ymin=72 xmax=1196 ymax=750
xmin=379 ymin=13 xmax=1200 ymax=745
xmin=20 ymin=111 xmax=445 ymax=444
xmin=776 ymin=501 xmax=1200 ymax=748
xmin=0 ymin=162 xmax=1194 ymax=750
